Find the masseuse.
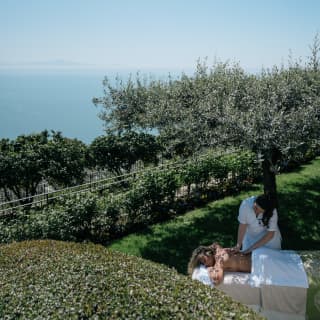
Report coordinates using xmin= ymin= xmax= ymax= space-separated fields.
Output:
xmin=233 ymin=194 xmax=282 ymax=254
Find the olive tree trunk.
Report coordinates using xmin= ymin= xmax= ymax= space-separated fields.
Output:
xmin=262 ymin=158 xmax=278 ymax=209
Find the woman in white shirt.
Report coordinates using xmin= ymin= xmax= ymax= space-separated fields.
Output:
xmin=233 ymin=195 xmax=282 ymax=254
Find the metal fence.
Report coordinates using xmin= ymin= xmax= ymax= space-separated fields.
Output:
xmin=0 ymin=160 xmax=147 ymax=205
xmin=0 ymin=149 xmax=240 ymax=216
xmin=0 ymin=158 xmax=186 ymax=215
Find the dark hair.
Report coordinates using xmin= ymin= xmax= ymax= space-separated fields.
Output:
xmin=255 ymin=194 xmax=273 ymax=227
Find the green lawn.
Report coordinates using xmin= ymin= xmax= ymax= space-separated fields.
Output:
xmin=108 ymin=157 xmax=320 ymax=274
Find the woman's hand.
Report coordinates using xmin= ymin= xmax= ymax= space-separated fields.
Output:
xmin=243 ymin=231 xmax=275 ymax=254
xmin=230 ymin=243 xmax=241 ymax=253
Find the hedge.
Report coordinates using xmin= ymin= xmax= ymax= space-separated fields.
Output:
xmin=0 ymin=150 xmax=260 ymax=244
xmin=0 ymin=240 xmax=262 ymax=319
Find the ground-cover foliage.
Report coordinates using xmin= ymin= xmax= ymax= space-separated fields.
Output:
xmin=0 ymin=150 xmax=260 ymax=244
xmin=109 ymin=157 xmax=320 ymax=274
xmin=0 ymin=240 xmax=262 ymax=320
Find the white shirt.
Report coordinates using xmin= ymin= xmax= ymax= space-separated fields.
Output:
xmin=238 ymin=196 xmax=281 ymax=250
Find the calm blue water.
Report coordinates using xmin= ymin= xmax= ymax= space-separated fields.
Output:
xmin=0 ymin=68 xmax=188 ymax=144
xmin=0 ymin=69 xmax=139 ymax=144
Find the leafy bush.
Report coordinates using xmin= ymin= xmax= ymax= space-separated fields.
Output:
xmin=178 ymin=150 xmax=259 ymax=199
xmin=0 ymin=150 xmax=260 ymax=244
xmin=0 ymin=194 xmax=99 ymax=243
xmin=135 ymin=169 xmax=179 ymax=211
xmin=218 ymin=151 xmax=259 ymax=190
xmin=0 ymin=131 xmax=87 ymax=204
xmin=179 ymin=158 xmax=211 ymax=192
xmin=0 ymin=240 xmax=262 ymax=319
xmin=299 ymin=251 xmax=320 ymax=319
xmin=87 ymin=132 xmax=161 ymax=175
xmin=90 ymin=195 xmax=123 ymax=242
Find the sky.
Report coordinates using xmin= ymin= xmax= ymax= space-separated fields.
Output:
xmin=1 ymin=0 xmax=320 ymax=72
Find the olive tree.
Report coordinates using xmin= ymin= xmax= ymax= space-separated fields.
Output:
xmin=94 ymin=39 xmax=320 ymax=208
xmin=219 ymin=65 xmax=320 ymax=206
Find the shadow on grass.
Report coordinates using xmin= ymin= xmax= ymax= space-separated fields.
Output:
xmin=138 ymin=200 xmax=241 ymax=274
xmin=134 ymin=172 xmax=319 ymax=274
xmin=127 ymin=184 xmax=262 ymax=274
xmin=278 ymin=176 xmax=320 ymax=251
xmin=109 ymin=159 xmax=320 ymax=274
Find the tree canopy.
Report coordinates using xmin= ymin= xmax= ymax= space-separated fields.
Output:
xmin=87 ymin=131 xmax=162 ymax=175
xmin=94 ymin=37 xmax=320 ymax=206
xmin=0 ymin=131 xmax=87 ymax=204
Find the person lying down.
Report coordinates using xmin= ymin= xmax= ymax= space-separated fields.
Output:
xmin=188 ymin=242 xmax=309 ymax=289
xmin=188 ymin=243 xmax=251 ymax=285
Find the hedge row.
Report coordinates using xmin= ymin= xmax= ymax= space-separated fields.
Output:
xmin=0 ymin=240 xmax=262 ymax=319
xmin=0 ymin=150 xmax=260 ymax=244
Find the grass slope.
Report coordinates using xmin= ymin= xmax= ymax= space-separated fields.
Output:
xmin=109 ymin=157 xmax=320 ymax=274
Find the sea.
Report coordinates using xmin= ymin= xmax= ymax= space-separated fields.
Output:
xmin=0 ymin=68 xmax=181 ymax=144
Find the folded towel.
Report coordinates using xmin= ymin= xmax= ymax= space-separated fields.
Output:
xmin=249 ymin=248 xmax=309 ymax=288
xmin=192 ymin=264 xmax=214 ymax=287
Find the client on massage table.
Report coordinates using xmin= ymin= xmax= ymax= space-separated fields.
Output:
xmin=188 ymin=242 xmax=251 ymax=285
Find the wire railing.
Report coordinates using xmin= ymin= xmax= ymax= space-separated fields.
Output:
xmin=0 ymin=149 xmax=240 ymax=216
xmin=0 ymin=161 xmax=146 ymax=204
xmin=0 ymin=158 xmax=188 ymax=215
xmin=0 ymin=167 xmax=123 ymax=204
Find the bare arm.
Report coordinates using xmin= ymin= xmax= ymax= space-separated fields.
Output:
xmin=232 ymin=223 xmax=247 ymax=252
xmin=242 ymin=231 xmax=275 ymax=254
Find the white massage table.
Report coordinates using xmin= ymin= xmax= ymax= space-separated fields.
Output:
xmin=192 ymin=248 xmax=309 ymax=320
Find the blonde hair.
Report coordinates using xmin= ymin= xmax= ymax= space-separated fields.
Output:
xmin=187 ymin=246 xmax=215 ymax=276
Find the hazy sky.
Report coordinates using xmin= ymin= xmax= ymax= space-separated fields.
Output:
xmin=1 ymin=0 xmax=320 ymax=72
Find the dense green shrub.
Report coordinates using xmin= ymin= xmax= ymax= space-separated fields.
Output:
xmin=0 ymin=150 xmax=260 ymax=244
xmin=89 ymin=195 xmax=122 ymax=242
xmin=87 ymin=132 xmax=161 ymax=175
xmin=299 ymin=251 xmax=320 ymax=320
xmin=0 ymin=194 xmax=99 ymax=242
xmin=179 ymin=157 xmax=211 ymax=192
xmin=218 ymin=151 xmax=259 ymax=190
xmin=39 ymin=194 xmax=99 ymax=240
xmin=121 ymin=169 xmax=179 ymax=228
xmin=0 ymin=240 xmax=262 ymax=319
xmin=0 ymin=131 xmax=87 ymax=204
xmin=178 ymin=150 xmax=259 ymax=199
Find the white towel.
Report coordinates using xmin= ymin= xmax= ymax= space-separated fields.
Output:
xmin=249 ymin=248 xmax=309 ymax=288
xmin=192 ymin=264 xmax=214 ymax=287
